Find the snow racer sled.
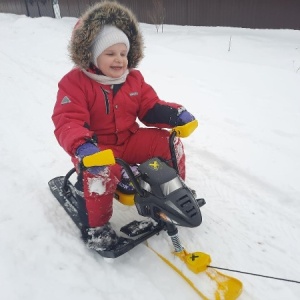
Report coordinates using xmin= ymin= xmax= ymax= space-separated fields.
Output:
xmin=48 ymin=120 xmax=243 ymax=300
xmin=48 ymin=120 xmax=203 ymax=256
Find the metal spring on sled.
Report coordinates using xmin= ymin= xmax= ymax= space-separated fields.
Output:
xmin=170 ymin=233 xmax=184 ymax=253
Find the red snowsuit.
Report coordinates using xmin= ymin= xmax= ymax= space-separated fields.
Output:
xmin=52 ymin=68 xmax=186 ymax=227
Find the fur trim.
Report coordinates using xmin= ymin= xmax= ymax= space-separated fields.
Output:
xmin=69 ymin=1 xmax=144 ymax=69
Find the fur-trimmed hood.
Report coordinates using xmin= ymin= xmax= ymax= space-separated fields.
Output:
xmin=69 ymin=1 xmax=144 ymax=69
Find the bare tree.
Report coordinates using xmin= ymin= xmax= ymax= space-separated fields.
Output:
xmin=148 ymin=0 xmax=165 ymax=33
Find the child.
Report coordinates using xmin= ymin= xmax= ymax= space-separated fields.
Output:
xmin=52 ymin=1 xmax=195 ymax=251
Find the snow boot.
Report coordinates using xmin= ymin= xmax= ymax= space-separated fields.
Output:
xmin=82 ymin=223 xmax=119 ymax=251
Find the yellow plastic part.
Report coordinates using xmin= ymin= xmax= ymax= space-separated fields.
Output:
xmin=114 ymin=190 xmax=135 ymax=206
xmin=177 ymin=249 xmax=243 ymax=299
xmin=171 ymin=119 xmax=198 ymax=138
xmin=149 ymin=246 xmax=243 ymax=300
xmin=82 ymin=149 xmax=115 ymax=168
xmin=175 ymin=250 xmax=211 ymax=273
xmin=206 ymin=268 xmax=243 ymax=300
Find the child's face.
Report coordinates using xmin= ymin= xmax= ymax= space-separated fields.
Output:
xmin=96 ymin=43 xmax=128 ymax=78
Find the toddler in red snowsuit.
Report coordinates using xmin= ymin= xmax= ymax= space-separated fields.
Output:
xmin=52 ymin=1 xmax=196 ymax=251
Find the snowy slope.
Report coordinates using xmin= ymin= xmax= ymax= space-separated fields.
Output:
xmin=0 ymin=13 xmax=300 ymax=300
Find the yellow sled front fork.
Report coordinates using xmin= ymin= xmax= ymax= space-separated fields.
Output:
xmin=168 ymin=226 xmax=242 ymax=300
xmin=168 ymin=226 xmax=211 ymax=273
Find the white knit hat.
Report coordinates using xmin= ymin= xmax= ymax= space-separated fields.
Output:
xmin=91 ymin=25 xmax=130 ymax=66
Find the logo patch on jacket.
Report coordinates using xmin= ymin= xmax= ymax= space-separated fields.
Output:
xmin=129 ymin=91 xmax=138 ymax=96
xmin=61 ymin=96 xmax=71 ymax=104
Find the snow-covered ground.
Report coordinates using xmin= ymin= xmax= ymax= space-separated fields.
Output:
xmin=0 ymin=13 xmax=300 ymax=300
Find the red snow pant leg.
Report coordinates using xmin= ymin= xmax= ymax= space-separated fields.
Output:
xmin=119 ymin=128 xmax=186 ymax=180
xmin=173 ymin=134 xmax=186 ymax=180
xmin=81 ymin=165 xmax=121 ymax=227
xmin=72 ymin=158 xmax=121 ymax=228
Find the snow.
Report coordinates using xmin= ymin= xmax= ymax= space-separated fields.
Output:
xmin=1 ymin=12 xmax=300 ymax=300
